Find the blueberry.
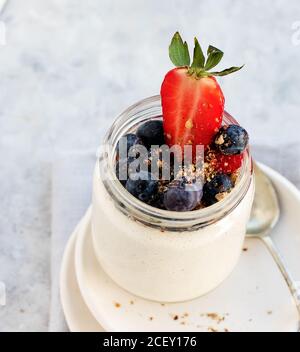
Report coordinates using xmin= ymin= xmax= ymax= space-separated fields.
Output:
xmin=149 ymin=190 xmax=166 ymax=210
xmin=126 ymin=171 xmax=159 ymax=204
xmin=214 ymin=125 xmax=249 ymax=155
xmin=116 ymin=133 xmax=143 ymax=158
xmin=163 ymin=179 xmax=203 ymax=212
xmin=136 ymin=120 xmax=165 ymax=149
xmin=202 ymin=174 xmax=233 ymax=206
xmin=115 ymin=157 xmax=138 ymax=186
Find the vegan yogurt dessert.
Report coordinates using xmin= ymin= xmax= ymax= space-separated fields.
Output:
xmin=91 ymin=33 xmax=254 ymax=302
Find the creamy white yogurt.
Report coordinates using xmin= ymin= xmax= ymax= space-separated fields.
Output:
xmin=91 ymin=160 xmax=255 ymax=302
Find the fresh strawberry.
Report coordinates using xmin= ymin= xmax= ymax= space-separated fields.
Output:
xmin=161 ymin=32 xmax=243 ymax=153
xmin=161 ymin=68 xmax=224 ymax=148
xmin=212 ymin=153 xmax=244 ymax=174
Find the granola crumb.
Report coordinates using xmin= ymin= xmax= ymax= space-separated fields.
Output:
xmin=114 ymin=302 xmax=121 ymax=308
xmin=149 ymin=317 xmax=154 ymax=321
xmin=215 ymin=134 xmax=224 ymax=145
xmin=230 ymin=170 xmax=240 ymax=184
xmin=207 ymin=313 xmax=225 ymax=324
xmin=243 ymin=247 xmax=248 ymax=252
xmin=130 ymin=300 xmax=134 ymax=305
xmin=215 ymin=192 xmax=228 ymax=202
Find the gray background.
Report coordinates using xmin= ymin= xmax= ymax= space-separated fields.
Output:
xmin=0 ymin=0 xmax=300 ymax=331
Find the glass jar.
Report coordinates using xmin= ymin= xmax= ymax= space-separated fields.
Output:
xmin=91 ymin=95 xmax=254 ymax=302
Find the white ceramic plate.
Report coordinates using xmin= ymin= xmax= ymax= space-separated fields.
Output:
xmin=61 ymin=164 xmax=300 ymax=332
xmin=60 ymin=221 xmax=104 ymax=332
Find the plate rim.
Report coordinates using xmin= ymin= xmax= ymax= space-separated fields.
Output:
xmin=74 ymin=208 xmax=117 ymax=332
xmin=60 ymin=224 xmax=80 ymax=331
xmin=60 ymin=211 xmax=104 ymax=332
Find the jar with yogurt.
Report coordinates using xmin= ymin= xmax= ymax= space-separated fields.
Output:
xmin=91 ymin=95 xmax=254 ymax=303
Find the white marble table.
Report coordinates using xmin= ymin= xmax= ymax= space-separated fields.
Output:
xmin=0 ymin=0 xmax=300 ymax=331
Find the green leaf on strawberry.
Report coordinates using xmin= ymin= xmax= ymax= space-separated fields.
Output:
xmin=205 ymin=45 xmax=224 ymax=70
xmin=169 ymin=32 xmax=190 ymax=67
xmin=210 ymin=65 xmax=245 ymax=77
xmin=191 ymin=37 xmax=205 ymax=69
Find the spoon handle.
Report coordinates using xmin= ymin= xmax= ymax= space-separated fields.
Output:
xmin=262 ymin=236 xmax=300 ymax=326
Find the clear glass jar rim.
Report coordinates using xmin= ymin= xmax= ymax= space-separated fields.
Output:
xmin=99 ymin=95 xmax=253 ymax=230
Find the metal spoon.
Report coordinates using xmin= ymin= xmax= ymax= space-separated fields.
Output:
xmin=247 ymin=162 xmax=300 ymax=329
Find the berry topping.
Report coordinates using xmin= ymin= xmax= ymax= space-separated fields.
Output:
xmin=161 ymin=32 xmax=243 ymax=152
xmin=148 ymin=146 xmax=175 ymax=181
xmin=212 ymin=152 xmax=244 ymax=174
xmin=117 ymin=133 xmax=144 ymax=159
xmin=126 ymin=171 xmax=159 ymax=204
xmin=214 ymin=125 xmax=249 ymax=155
xmin=149 ymin=191 xmax=166 ymax=210
xmin=113 ymin=32 xmax=247 ymax=211
xmin=164 ymin=179 xmax=203 ymax=212
xmin=115 ymin=157 xmax=139 ymax=186
xmin=202 ymin=174 xmax=233 ymax=206
xmin=161 ymin=69 xmax=224 ymax=150
xmin=136 ymin=120 xmax=165 ymax=149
